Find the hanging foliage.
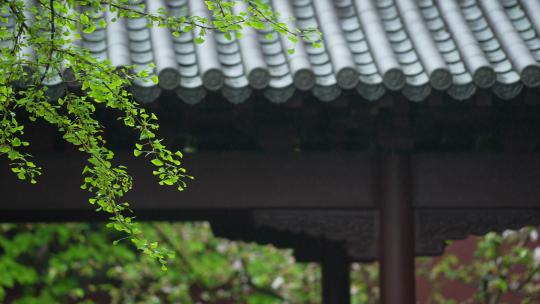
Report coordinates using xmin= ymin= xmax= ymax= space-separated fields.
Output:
xmin=0 ymin=0 xmax=320 ymax=268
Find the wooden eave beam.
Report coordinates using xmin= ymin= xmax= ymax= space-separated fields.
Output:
xmin=1 ymin=151 xmax=539 ymax=221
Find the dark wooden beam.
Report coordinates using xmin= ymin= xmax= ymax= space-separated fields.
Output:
xmin=413 ymin=153 xmax=540 ymax=208
xmin=0 ymin=151 xmax=374 ymax=215
xmin=1 ymin=152 xmax=540 ymax=221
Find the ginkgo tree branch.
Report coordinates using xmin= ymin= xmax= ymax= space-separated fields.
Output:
xmin=0 ymin=0 xmax=320 ymax=269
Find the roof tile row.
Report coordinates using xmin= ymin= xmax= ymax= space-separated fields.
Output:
xmin=2 ymin=0 xmax=540 ymax=103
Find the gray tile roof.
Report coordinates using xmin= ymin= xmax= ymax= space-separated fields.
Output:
xmin=3 ymin=0 xmax=540 ymax=103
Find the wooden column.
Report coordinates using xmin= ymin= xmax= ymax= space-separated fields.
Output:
xmin=322 ymin=242 xmax=351 ymax=304
xmin=379 ymin=153 xmax=415 ymax=303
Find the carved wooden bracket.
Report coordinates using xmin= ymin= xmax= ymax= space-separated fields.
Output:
xmin=415 ymin=209 xmax=540 ymax=256
xmin=211 ymin=208 xmax=540 ymax=262
xmin=252 ymin=210 xmax=378 ymax=262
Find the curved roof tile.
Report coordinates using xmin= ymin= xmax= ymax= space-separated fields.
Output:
xmin=6 ymin=0 xmax=540 ymax=103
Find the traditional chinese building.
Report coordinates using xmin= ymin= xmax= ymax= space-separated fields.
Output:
xmin=2 ymin=0 xmax=540 ymax=303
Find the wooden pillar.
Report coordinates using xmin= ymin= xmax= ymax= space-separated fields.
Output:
xmin=379 ymin=153 xmax=416 ymax=303
xmin=322 ymin=242 xmax=350 ymax=304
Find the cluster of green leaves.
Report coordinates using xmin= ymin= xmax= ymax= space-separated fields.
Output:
xmin=418 ymin=227 xmax=540 ymax=304
xmin=0 ymin=222 xmax=322 ymax=304
xmin=0 ymin=0 xmax=320 ymax=267
xmin=1 ymin=222 xmax=538 ymax=303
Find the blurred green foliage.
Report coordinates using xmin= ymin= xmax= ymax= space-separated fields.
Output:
xmin=0 ymin=223 xmax=538 ymax=303
xmin=0 ymin=222 xmax=323 ymax=304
